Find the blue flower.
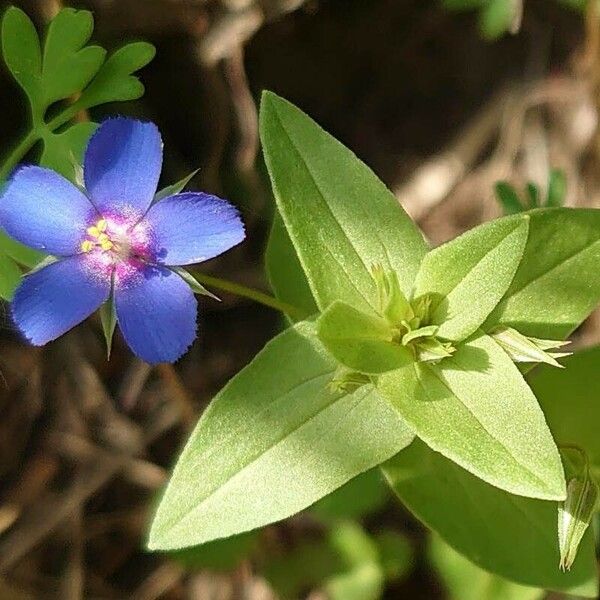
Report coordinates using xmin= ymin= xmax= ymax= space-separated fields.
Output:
xmin=0 ymin=117 xmax=245 ymax=364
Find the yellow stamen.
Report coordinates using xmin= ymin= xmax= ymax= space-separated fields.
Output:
xmin=87 ymin=225 xmax=100 ymax=238
xmin=100 ymin=240 xmax=114 ymax=251
xmin=97 ymin=233 xmax=109 ymax=243
xmin=81 ymin=240 xmax=94 ymax=253
xmin=96 ymin=219 xmax=107 ymax=232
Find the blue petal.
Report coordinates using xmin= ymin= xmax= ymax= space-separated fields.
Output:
xmin=115 ymin=265 xmax=197 ymax=363
xmin=12 ymin=255 xmax=111 ymax=345
xmin=84 ymin=117 xmax=163 ymax=218
xmin=0 ymin=166 xmax=96 ymax=255
xmin=141 ymin=192 xmax=245 ymax=266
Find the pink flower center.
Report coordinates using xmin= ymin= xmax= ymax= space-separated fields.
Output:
xmin=80 ymin=216 xmax=153 ymax=282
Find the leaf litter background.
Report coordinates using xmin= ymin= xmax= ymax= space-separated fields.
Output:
xmin=0 ymin=0 xmax=599 ymax=598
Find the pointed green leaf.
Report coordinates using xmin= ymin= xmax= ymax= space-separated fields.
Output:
xmin=317 ymin=301 xmax=413 ymax=374
xmin=1 ymin=7 xmax=42 ymax=107
xmin=429 ymin=535 xmax=545 ymax=600
xmin=78 ymin=42 xmax=155 ymax=109
xmin=413 ymin=215 xmax=529 ymax=342
xmin=260 ymin=91 xmax=428 ymax=314
xmin=265 ymin=212 xmax=318 ymax=322
xmin=99 ymin=293 xmax=117 ymax=360
xmin=41 ymin=9 xmax=105 ymax=109
xmin=377 ymin=333 xmax=565 ymax=500
xmin=0 ymin=252 xmax=21 ymax=300
xmin=383 ymin=439 xmax=598 ymax=597
xmin=154 ymin=168 xmax=200 ymax=203
xmin=148 ymin=321 xmax=414 ymax=550
xmin=485 ymin=208 xmax=600 ymax=338
xmin=173 ymin=268 xmax=220 ymax=301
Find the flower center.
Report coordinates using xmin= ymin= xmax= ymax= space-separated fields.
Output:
xmin=80 ymin=217 xmax=143 ymax=262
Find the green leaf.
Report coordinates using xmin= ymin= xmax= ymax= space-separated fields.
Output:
xmin=265 ymin=212 xmax=318 ymax=322
xmin=39 ymin=121 xmax=97 ymax=181
xmin=494 ymin=181 xmax=523 ymax=215
xmin=173 ymin=268 xmax=220 ymax=301
xmin=529 ymin=346 xmax=600 ymax=469
xmin=41 ymin=9 xmax=105 ymax=110
xmin=99 ymin=292 xmax=117 ymax=360
xmin=260 ymin=91 xmax=428 ymax=314
xmin=0 ymin=230 xmax=43 ymax=268
xmin=0 ymin=251 xmax=21 ymax=300
xmin=383 ymin=439 xmax=598 ymax=596
xmin=148 ymin=321 xmax=414 ymax=550
xmin=154 ymin=168 xmax=200 ymax=203
xmin=1 ymin=7 xmax=42 ymax=107
xmin=485 ymin=208 xmax=600 ymax=339
xmin=413 ymin=215 xmax=529 ymax=342
xmin=429 ymin=535 xmax=545 ymax=600
xmin=78 ymin=42 xmax=155 ymax=110
xmin=377 ymin=333 xmax=565 ymax=500
xmin=546 ymin=168 xmax=567 ymax=207
xmin=317 ymin=301 xmax=413 ymax=374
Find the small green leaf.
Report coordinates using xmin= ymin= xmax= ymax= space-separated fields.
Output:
xmin=173 ymin=268 xmax=220 ymax=301
xmin=317 ymin=301 xmax=413 ymax=374
xmin=485 ymin=208 xmax=600 ymax=339
xmin=1 ymin=7 xmax=42 ymax=107
xmin=413 ymin=215 xmax=529 ymax=341
xmin=148 ymin=321 xmax=414 ymax=550
xmin=265 ymin=212 xmax=318 ymax=322
xmin=39 ymin=121 xmax=97 ymax=181
xmin=378 ymin=333 xmax=565 ymax=500
xmin=260 ymin=91 xmax=428 ymax=314
xmin=383 ymin=439 xmax=598 ymax=596
xmin=0 ymin=251 xmax=21 ymax=300
xmin=154 ymin=168 xmax=200 ymax=203
xmin=495 ymin=181 xmax=523 ymax=215
xmin=429 ymin=534 xmax=545 ymax=600
xmin=99 ymin=292 xmax=117 ymax=360
xmin=41 ymin=9 xmax=105 ymax=109
xmin=546 ymin=168 xmax=567 ymax=207
xmin=78 ymin=42 xmax=156 ymax=109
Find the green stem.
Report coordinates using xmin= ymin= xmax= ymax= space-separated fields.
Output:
xmin=192 ymin=271 xmax=307 ymax=321
xmin=0 ymin=129 xmax=39 ymax=181
xmin=0 ymin=100 xmax=85 ymax=182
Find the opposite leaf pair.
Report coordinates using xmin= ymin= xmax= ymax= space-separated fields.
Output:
xmin=150 ymin=92 xmax=600 ymax=597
